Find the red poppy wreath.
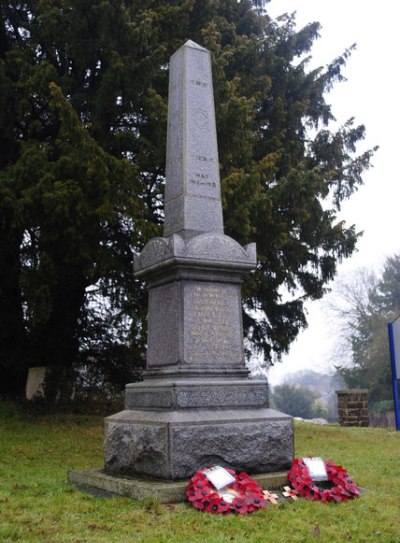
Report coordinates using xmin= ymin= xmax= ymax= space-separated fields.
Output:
xmin=288 ymin=458 xmax=360 ymax=503
xmin=186 ymin=468 xmax=266 ymax=515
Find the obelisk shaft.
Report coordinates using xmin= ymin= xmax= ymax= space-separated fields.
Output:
xmin=163 ymin=40 xmax=224 ymax=238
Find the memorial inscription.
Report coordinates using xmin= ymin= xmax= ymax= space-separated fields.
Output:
xmin=188 ymin=154 xmax=218 ymax=196
xmin=184 ymin=283 xmax=242 ymax=366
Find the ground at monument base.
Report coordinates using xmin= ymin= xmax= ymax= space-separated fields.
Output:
xmin=67 ymin=468 xmax=288 ymax=503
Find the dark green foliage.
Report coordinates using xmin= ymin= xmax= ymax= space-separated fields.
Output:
xmin=370 ymin=400 xmax=394 ymax=414
xmin=271 ymin=383 xmax=319 ymax=419
xmin=0 ymin=1 xmax=375 ymax=398
xmin=279 ymin=369 xmax=344 ymax=421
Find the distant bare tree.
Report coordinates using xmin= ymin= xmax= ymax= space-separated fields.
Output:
xmin=327 ymin=267 xmax=378 ymax=364
xmin=327 ymin=257 xmax=399 ymax=404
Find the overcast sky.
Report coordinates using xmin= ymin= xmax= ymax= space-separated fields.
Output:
xmin=265 ymin=1 xmax=399 ymax=384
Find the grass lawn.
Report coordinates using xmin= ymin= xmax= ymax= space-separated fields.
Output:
xmin=0 ymin=401 xmax=399 ymax=543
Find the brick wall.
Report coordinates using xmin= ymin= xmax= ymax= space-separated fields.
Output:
xmin=336 ymin=389 xmax=369 ymax=427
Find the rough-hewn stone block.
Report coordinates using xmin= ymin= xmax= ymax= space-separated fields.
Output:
xmin=104 ymin=409 xmax=293 ymax=480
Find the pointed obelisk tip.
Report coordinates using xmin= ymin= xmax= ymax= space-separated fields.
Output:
xmin=183 ymin=39 xmax=208 ymax=51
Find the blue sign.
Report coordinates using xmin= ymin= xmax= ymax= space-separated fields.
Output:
xmin=388 ymin=316 xmax=400 ymax=431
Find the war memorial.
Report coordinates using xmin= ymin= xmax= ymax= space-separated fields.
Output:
xmin=69 ymin=40 xmax=293 ymax=499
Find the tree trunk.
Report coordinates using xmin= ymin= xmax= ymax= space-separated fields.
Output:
xmin=30 ymin=264 xmax=88 ymax=402
xmin=0 ymin=227 xmax=28 ymax=395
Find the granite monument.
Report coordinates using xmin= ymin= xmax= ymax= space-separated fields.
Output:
xmin=103 ymin=40 xmax=293 ymax=481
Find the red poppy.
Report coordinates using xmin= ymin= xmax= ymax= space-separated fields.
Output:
xmin=232 ymin=497 xmax=249 ymax=515
xmin=204 ymin=493 xmax=222 ymax=514
xmin=216 ymin=498 xmax=232 ymax=514
xmin=244 ymin=494 xmax=267 ymax=513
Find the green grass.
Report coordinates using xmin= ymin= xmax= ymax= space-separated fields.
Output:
xmin=1 ymin=401 xmax=400 ymax=543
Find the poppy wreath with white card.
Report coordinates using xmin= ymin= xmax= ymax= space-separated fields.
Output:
xmin=186 ymin=467 xmax=267 ymax=514
xmin=288 ymin=458 xmax=360 ymax=503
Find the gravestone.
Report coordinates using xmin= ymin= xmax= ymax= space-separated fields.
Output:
xmin=25 ymin=367 xmax=46 ymax=400
xmin=103 ymin=40 xmax=293 ymax=481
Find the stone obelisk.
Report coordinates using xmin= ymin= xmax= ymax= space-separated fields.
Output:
xmin=163 ymin=40 xmax=224 ymax=239
xmin=103 ymin=40 xmax=293 ymax=480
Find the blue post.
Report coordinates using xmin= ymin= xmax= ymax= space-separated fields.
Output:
xmin=388 ymin=320 xmax=400 ymax=431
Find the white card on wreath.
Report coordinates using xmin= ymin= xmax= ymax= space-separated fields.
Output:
xmin=303 ymin=457 xmax=328 ymax=481
xmin=202 ymin=466 xmax=236 ymax=490
xmin=217 ymin=490 xmax=236 ymax=503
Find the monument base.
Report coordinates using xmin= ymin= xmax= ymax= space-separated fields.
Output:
xmin=68 ymin=468 xmax=289 ymax=503
xmin=104 ymin=408 xmax=293 ymax=481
